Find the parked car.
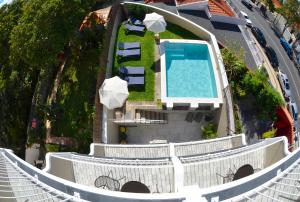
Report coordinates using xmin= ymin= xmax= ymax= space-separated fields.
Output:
xmin=277 ymin=70 xmax=291 ymax=99
xmin=288 ymin=100 xmax=298 ymax=123
xmin=241 ymin=0 xmax=253 ymax=9
xmin=287 ymin=100 xmax=298 ymax=141
xmin=265 ymin=46 xmax=279 ymax=68
xmin=251 ymin=27 xmax=266 ymax=47
xmin=280 ymin=37 xmax=293 ymax=59
xmin=240 ymin=11 xmax=253 ymax=27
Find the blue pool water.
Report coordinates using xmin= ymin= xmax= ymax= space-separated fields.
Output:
xmin=165 ymin=42 xmax=217 ymax=98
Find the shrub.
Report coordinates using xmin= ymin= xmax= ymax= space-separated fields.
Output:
xmin=234 ymin=105 xmax=243 ymax=134
xmin=45 ymin=144 xmax=59 ymax=152
xmin=256 ymin=85 xmax=284 ymax=120
xmin=222 ymin=48 xmax=284 ymax=121
xmin=221 ymin=48 xmax=248 ymax=82
xmin=202 ymin=123 xmax=217 ymax=139
xmin=262 ymin=129 xmax=276 ymax=139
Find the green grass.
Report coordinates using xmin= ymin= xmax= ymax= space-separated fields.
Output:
xmin=114 ymin=22 xmax=200 ymax=101
xmin=160 ymin=23 xmax=199 ymax=40
xmin=114 ymin=24 xmax=155 ymax=101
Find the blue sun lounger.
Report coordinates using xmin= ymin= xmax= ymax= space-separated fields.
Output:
xmin=124 ymin=24 xmax=145 ymax=33
xmin=128 ymin=17 xmax=143 ymax=26
xmin=119 ymin=66 xmax=144 ymax=75
xmin=124 ymin=76 xmax=144 ymax=85
xmin=118 ymin=42 xmax=140 ymax=50
xmin=116 ymin=49 xmax=140 ymax=58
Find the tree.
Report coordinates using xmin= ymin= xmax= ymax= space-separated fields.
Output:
xmin=9 ymin=0 xmax=95 ymax=69
xmin=0 ymin=0 xmax=95 ymax=153
xmin=265 ymin=0 xmax=275 ymax=13
xmin=277 ymin=0 xmax=300 ymax=36
xmin=221 ymin=49 xmax=248 ymax=82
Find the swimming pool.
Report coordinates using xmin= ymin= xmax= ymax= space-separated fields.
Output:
xmin=160 ymin=39 xmax=222 ymax=109
xmin=165 ymin=42 xmax=217 ymax=98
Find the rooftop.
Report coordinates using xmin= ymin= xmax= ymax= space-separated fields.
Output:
xmin=208 ymin=0 xmax=235 ymax=17
xmin=175 ymin=0 xmax=235 ymax=17
xmin=175 ymin=0 xmax=206 ymax=5
xmin=1 ymin=135 xmax=297 ymax=202
xmin=45 ymin=137 xmax=287 ymax=193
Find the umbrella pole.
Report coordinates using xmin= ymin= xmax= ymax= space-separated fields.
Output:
xmin=154 ymin=33 xmax=160 ymax=44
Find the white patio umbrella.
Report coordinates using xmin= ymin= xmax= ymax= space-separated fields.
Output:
xmin=143 ymin=12 xmax=166 ymax=34
xmin=99 ymin=76 xmax=129 ymax=110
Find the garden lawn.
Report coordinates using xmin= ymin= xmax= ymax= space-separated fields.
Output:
xmin=114 ymin=24 xmax=155 ymax=101
xmin=114 ymin=22 xmax=199 ymax=101
xmin=160 ymin=22 xmax=199 ymax=40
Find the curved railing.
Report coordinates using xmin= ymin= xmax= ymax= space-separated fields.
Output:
xmin=46 ymin=153 xmax=175 ymax=194
xmin=200 ymin=143 xmax=299 ymax=201
xmin=181 ymin=137 xmax=288 ymax=188
xmin=1 ymin=149 xmax=185 ymax=201
xmin=44 ymin=137 xmax=288 ymax=196
xmin=90 ymin=134 xmax=246 ymax=158
xmin=1 ymin=136 xmax=298 ymax=201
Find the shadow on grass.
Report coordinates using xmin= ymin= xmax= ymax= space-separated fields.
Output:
xmin=128 ymin=84 xmax=146 ymax=92
xmin=150 ymin=61 xmax=158 ymax=72
xmin=125 ymin=31 xmax=146 ymax=37
xmin=162 ymin=22 xmax=200 ymax=39
xmin=117 ymin=56 xmax=141 ymax=63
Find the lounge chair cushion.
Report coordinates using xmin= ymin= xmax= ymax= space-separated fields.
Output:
xmin=128 ymin=17 xmax=143 ymax=26
xmin=124 ymin=76 xmax=144 ymax=85
xmin=124 ymin=24 xmax=145 ymax=33
xmin=118 ymin=42 xmax=140 ymax=50
xmin=117 ymin=49 xmax=140 ymax=58
xmin=119 ymin=66 xmax=144 ymax=75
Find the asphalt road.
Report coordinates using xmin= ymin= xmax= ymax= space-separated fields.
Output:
xmin=232 ymin=0 xmax=300 ymax=118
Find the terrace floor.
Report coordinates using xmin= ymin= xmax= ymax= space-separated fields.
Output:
xmin=127 ymin=112 xmax=214 ymax=144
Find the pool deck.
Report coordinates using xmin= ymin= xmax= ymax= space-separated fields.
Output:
xmin=113 ymin=43 xmax=228 ymax=144
xmin=127 ymin=112 xmax=204 ymax=143
xmin=159 ymin=39 xmax=223 ymax=109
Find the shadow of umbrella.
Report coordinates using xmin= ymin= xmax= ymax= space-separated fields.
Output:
xmin=121 ymin=181 xmax=150 ymax=193
xmin=233 ymin=164 xmax=254 ymax=181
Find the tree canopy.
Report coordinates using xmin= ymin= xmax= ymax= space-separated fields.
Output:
xmin=277 ymin=0 xmax=300 ymax=34
xmin=0 ymin=0 xmax=96 ymax=156
xmin=9 ymin=0 xmax=95 ymax=69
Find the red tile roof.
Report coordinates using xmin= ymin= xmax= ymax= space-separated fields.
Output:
xmin=208 ymin=0 xmax=235 ymax=17
xmin=272 ymin=0 xmax=282 ymax=8
xmin=176 ymin=0 xmax=206 ymax=5
xmin=145 ymin=0 xmax=174 ymax=3
xmin=174 ymin=0 xmax=235 ymax=17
